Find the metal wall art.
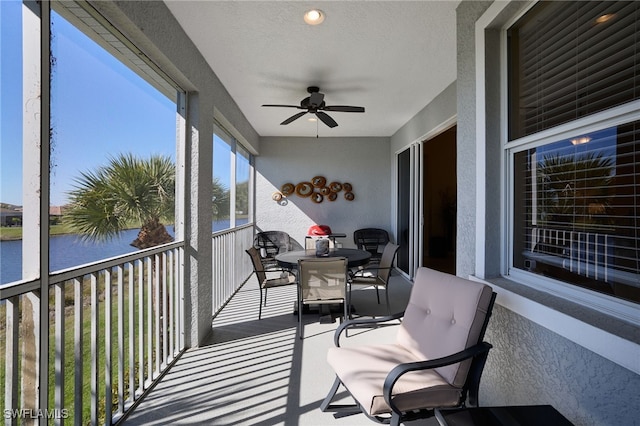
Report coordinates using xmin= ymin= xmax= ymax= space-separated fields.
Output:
xmin=272 ymin=176 xmax=355 ymax=204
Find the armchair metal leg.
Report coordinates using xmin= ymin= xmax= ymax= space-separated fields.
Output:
xmin=390 ymin=412 xmax=401 ymax=426
xmin=320 ymin=376 xmax=361 ymax=416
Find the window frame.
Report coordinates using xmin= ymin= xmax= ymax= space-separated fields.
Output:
xmin=500 ymin=3 xmax=640 ymax=326
xmin=212 ymin=120 xmax=254 ymax=233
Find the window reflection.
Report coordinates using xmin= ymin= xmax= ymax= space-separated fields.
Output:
xmin=514 ymin=123 xmax=640 ymax=303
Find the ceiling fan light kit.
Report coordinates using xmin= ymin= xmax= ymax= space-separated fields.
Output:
xmin=262 ymin=86 xmax=365 ymax=129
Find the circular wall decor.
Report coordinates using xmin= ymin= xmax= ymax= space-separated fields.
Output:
xmin=281 ymin=183 xmax=295 ymax=196
xmin=320 ymin=186 xmax=331 ymax=195
xmin=344 ymin=191 xmax=355 ymax=201
xmin=327 ymin=192 xmax=338 ymax=201
xmin=312 ymin=176 xmax=327 ymax=187
xmin=342 ymin=182 xmax=353 ymax=192
xmin=272 ymin=191 xmax=283 ymax=201
xmin=311 ymin=192 xmax=324 ymax=203
xmin=295 ymin=182 xmax=314 ymax=197
xmin=329 ymin=182 xmax=342 ymax=192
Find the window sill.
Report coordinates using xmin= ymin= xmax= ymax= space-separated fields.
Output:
xmin=470 ymin=275 xmax=640 ymax=375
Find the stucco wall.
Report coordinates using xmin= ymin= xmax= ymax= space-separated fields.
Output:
xmin=483 ymin=304 xmax=640 ymax=425
xmin=390 ymin=81 xmax=457 ymax=154
xmin=256 ymin=137 xmax=391 ymax=247
xmin=457 ymin=2 xmax=640 ymax=425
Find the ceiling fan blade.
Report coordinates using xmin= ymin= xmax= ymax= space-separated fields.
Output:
xmin=309 ymin=91 xmax=324 ymax=107
xmin=280 ymin=111 xmax=308 ymax=125
xmin=323 ymin=105 xmax=365 ymax=113
xmin=262 ymin=104 xmax=303 ymax=109
xmin=316 ymin=111 xmax=338 ymax=128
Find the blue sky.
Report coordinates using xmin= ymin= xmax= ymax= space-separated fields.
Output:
xmin=1 ymin=3 xmax=185 ymax=206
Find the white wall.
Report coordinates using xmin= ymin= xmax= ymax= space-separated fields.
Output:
xmin=256 ymin=136 xmax=391 ymax=248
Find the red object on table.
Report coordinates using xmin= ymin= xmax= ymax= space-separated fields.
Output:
xmin=308 ymin=225 xmax=332 ymax=236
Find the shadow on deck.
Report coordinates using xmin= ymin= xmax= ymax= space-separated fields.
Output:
xmin=123 ymin=273 xmax=438 ymax=425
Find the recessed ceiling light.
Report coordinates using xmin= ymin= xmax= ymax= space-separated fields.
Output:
xmin=304 ymin=9 xmax=325 ymax=25
xmin=595 ymin=13 xmax=615 ymax=24
xmin=571 ymin=136 xmax=591 ymax=145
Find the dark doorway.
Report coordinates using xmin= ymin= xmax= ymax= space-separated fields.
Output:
xmin=423 ymin=126 xmax=456 ymax=274
xmin=397 ymin=149 xmax=411 ymax=275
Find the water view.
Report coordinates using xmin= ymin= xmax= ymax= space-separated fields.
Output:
xmin=0 ymin=218 xmax=247 ymax=285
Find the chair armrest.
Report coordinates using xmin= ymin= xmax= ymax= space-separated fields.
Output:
xmin=333 ymin=312 xmax=404 ymax=347
xmin=382 ymin=341 xmax=493 ymax=414
xmin=349 ymin=266 xmax=392 ymax=278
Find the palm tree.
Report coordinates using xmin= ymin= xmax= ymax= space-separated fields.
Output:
xmin=65 ymin=153 xmax=175 ymax=249
xmin=538 ymin=151 xmax=613 ymax=229
xmin=212 ymin=176 xmax=230 ymax=220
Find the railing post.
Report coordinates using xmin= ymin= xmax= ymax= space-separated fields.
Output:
xmin=4 ymin=296 xmax=19 ymax=426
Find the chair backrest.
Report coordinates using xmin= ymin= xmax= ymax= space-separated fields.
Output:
xmin=298 ymin=257 xmax=348 ymax=302
xmin=376 ymin=243 xmax=400 ymax=283
xmin=254 ymin=231 xmax=293 ymax=257
xmin=396 ymin=267 xmax=494 ymax=388
xmin=353 ymin=228 xmax=390 ymax=261
xmin=246 ymin=246 xmax=267 ymax=284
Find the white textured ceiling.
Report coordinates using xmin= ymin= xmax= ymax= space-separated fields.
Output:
xmin=164 ymin=1 xmax=459 ymax=137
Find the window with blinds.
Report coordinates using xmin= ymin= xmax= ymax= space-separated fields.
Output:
xmin=509 ymin=1 xmax=640 ymax=304
xmin=508 ymin=1 xmax=640 ymax=140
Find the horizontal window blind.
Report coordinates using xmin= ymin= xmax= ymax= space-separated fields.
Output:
xmin=513 ymin=121 xmax=640 ymax=303
xmin=508 ymin=1 xmax=639 ymax=140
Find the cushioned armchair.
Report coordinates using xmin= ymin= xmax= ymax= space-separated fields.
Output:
xmin=321 ymin=267 xmax=496 ymax=425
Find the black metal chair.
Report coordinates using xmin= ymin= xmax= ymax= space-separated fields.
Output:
xmin=353 ymin=228 xmax=390 ymax=265
xmin=253 ymin=230 xmax=296 ymax=270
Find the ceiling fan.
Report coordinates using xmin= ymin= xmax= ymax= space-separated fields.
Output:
xmin=262 ymin=86 xmax=365 ymax=128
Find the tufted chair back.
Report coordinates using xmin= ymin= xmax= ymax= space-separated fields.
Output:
xmin=396 ymin=267 xmax=494 ymax=387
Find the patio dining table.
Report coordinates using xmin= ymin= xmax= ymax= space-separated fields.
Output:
xmin=275 ymin=247 xmax=371 ymax=270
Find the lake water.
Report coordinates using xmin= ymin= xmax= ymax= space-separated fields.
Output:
xmin=0 ymin=219 xmax=245 ymax=285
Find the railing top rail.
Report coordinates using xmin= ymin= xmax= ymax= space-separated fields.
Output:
xmin=0 ymin=240 xmax=185 ymax=300
xmin=212 ymin=222 xmax=253 ymax=238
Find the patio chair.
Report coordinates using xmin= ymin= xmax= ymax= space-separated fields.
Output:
xmin=253 ymin=230 xmax=295 ymax=270
xmin=349 ymin=242 xmax=399 ymax=317
xmin=353 ymin=228 xmax=390 ymax=264
xmin=297 ymin=257 xmax=348 ymax=339
xmin=246 ymin=246 xmax=296 ymax=320
xmin=321 ymin=267 xmax=496 ymax=426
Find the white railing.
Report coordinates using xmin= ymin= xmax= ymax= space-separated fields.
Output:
xmin=0 ymin=241 xmax=185 ymax=425
xmin=0 ymin=224 xmax=255 ymax=425
xmin=211 ymin=224 xmax=255 ymax=315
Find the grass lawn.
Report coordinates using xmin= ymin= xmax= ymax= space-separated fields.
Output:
xmin=0 ymin=224 xmax=74 ymax=241
xmin=0 ymin=270 xmax=160 ymax=425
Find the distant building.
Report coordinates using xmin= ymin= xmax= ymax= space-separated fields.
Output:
xmin=0 ymin=205 xmax=65 ymax=226
xmin=0 ymin=207 xmax=22 ymax=227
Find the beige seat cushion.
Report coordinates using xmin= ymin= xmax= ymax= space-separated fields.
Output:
xmin=327 ymin=344 xmax=462 ymax=416
xmin=326 ymin=267 xmax=493 ymax=416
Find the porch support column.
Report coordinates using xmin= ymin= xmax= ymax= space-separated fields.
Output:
xmin=183 ymin=92 xmax=213 ymax=347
